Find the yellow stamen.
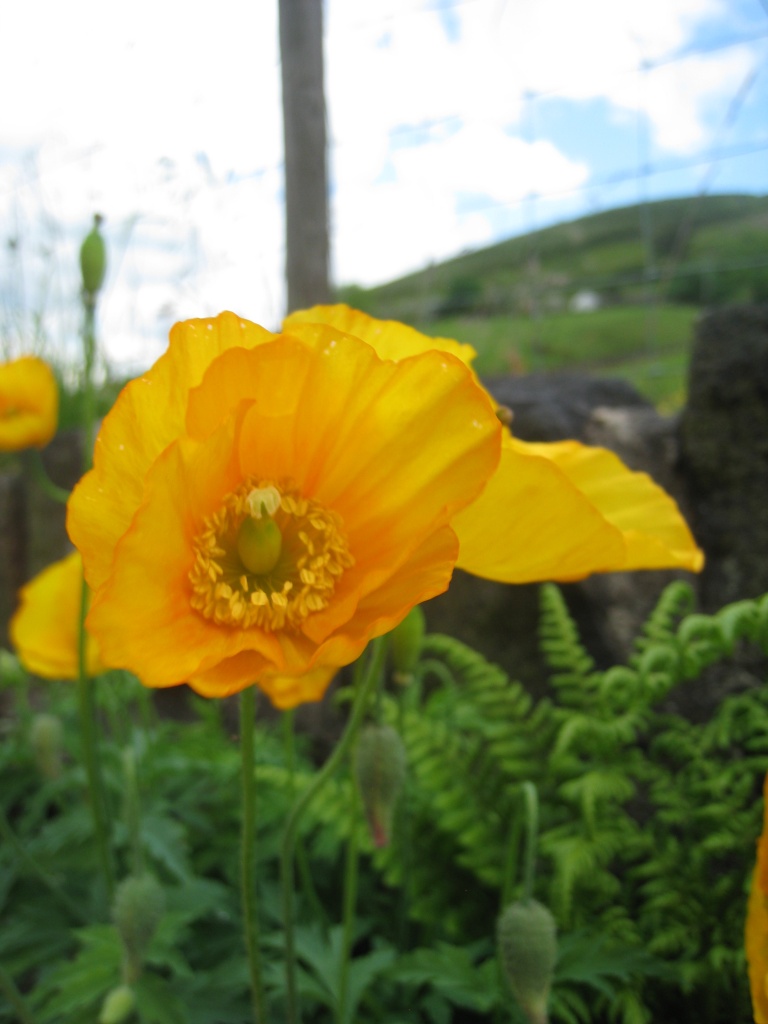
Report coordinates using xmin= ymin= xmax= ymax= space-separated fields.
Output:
xmin=189 ymin=479 xmax=354 ymax=631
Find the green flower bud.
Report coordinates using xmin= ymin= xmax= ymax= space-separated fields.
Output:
xmin=497 ymin=899 xmax=557 ymax=1024
xmin=30 ymin=713 xmax=64 ymax=780
xmin=99 ymin=984 xmax=136 ymax=1024
xmin=390 ymin=605 xmax=425 ymax=684
xmin=80 ymin=213 xmax=107 ymax=297
xmin=354 ymin=723 xmax=407 ymax=847
xmin=0 ymin=648 xmax=27 ymax=687
xmin=112 ymin=874 xmax=165 ymax=982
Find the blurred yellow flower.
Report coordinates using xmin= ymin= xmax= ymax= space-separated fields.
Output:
xmin=747 ymin=772 xmax=768 ymax=1024
xmin=0 ymin=356 xmax=58 ymax=451
xmin=67 ymin=313 xmax=501 ymax=706
xmin=284 ymin=305 xmax=704 ymax=581
xmin=10 ymin=551 xmax=104 ymax=679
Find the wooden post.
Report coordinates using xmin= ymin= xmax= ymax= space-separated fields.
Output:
xmin=279 ymin=0 xmax=331 ymax=313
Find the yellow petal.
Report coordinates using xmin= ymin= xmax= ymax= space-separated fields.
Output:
xmin=10 ymin=552 xmax=104 ymax=678
xmin=284 ymin=303 xmax=477 ymax=368
xmin=0 ymin=356 xmax=58 ymax=451
xmin=454 ymin=437 xmax=627 ymax=582
xmin=746 ymin=773 xmax=768 ymax=1024
xmin=522 ymin=439 xmax=704 ymax=573
xmin=84 ymin=332 xmax=500 ymax=693
xmin=67 ymin=312 xmax=275 ymax=590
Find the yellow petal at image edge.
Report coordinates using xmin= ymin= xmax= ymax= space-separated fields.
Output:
xmin=0 ymin=356 xmax=58 ymax=451
xmin=746 ymin=773 xmax=768 ymax=1024
xmin=10 ymin=551 xmax=104 ymax=679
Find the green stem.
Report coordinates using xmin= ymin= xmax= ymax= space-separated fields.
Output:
xmin=280 ymin=638 xmax=387 ymax=1024
xmin=81 ymin=301 xmax=97 ymax=470
xmin=500 ymin=812 xmax=524 ymax=910
xmin=0 ymin=806 xmax=87 ymax=924
xmin=521 ymin=781 xmax=539 ymax=902
xmin=240 ymin=687 xmax=266 ymax=1024
xmin=77 ymin=573 xmax=114 ymax=904
xmin=337 ymin=769 xmax=361 ymax=1024
xmin=0 ymin=965 xmax=37 ymax=1024
xmin=24 ymin=449 xmax=70 ymax=503
xmin=283 ymin=709 xmax=327 ymax=927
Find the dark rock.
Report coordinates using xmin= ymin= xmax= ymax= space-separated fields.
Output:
xmin=486 ymin=372 xmax=653 ymax=443
xmin=679 ymin=304 xmax=768 ymax=611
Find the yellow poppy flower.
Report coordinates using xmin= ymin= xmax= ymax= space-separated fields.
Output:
xmin=284 ymin=305 xmax=704 ymax=581
xmin=10 ymin=551 xmax=104 ymax=678
xmin=66 ymin=313 xmax=501 ymax=704
xmin=747 ymin=772 xmax=768 ymax=1024
xmin=0 ymin=356 xmax=58 ymax=451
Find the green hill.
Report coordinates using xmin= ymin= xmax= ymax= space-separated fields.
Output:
xmin=338 ymin=194 xmax=768 ymax=410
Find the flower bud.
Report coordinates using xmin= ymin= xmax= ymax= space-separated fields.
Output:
xmin=0 ymin=649 xmax=27 ymax=687
xmin=99 ymin=984 xmax=136 ymax=1024
xmin=80 ymin=213 xmax=107 ymax=298
xmin=497 ymin=899 xmax=557 ymax=1024
xmin=354 ymin=723 xmax=407 ymax=847
xmin=112 ymin=874 xmax=165 ymax=982
xmin=390 ymin=605 xmax=425 ymax=684
xmin=30 ymin=713 xmax=64 ymax=780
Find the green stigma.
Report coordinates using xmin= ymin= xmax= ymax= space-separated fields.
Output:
xmin=237 ymin=501 xmax=283 ymax=576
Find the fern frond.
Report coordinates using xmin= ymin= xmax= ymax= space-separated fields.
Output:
xmin=538 ymin=584 xmax=598 ymax=702
xmin=630 ymin=581 xmax=696 ymax=661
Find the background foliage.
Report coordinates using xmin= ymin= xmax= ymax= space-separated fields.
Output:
xmin=2 ymin=580 xmax=767 ymax=1023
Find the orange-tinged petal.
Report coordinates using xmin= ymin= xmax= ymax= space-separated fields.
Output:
xmin=522 ymin=439 xmax=704 ymax=573
xmin=747 ymin=773 xmax=768 ymax=1024
xmin=454 ymin=436 xmax=627 ymax=583
xmin=67 ymin=312 xmax=275 ymax=591
xmin=0 ymin=356 xmax=58 ymax=451
xmin=189 ymin=663 xmax=337 ymax=708
xmin=86 ymin=419 xmax=286 ymax=687
xmin=10 ymin=552 xmax=104 ymax=678
xmin=233 ymin=336 xmax=500 ymax=559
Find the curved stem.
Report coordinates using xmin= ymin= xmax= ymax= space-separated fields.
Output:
xmin=76 ymin=573 xmax=114 ymax=904
xmin=280 ymin=638 xmax=387 ymax=1024
xmin=25 ymin=449 xmax=70 ymax=503
xmin=521 ymin=781 xmax=539 ymax=902
xmin=240 ymin=686 xmax=267 ymax=1024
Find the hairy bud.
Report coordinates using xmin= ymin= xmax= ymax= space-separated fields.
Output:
xmin=497 ymin=899 xmax=557 ymax=1024
xmin=80 ymin=213 xmax=107 ymax=298
xmin=112 ymin=874 xmax=165 ymax=982
xmin=30 ymin=713 xmax=64 ymax=780
xmin=99 ymin=984 xmax=135 ymax=1024
xmin=354 ymin=723 xmax=407 ymax=847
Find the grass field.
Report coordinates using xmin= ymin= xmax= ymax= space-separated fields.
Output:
xmin=411 ymin=304 xmax=700 ymax=410
xmin=340 ymin=193 xmax=765 ymax=413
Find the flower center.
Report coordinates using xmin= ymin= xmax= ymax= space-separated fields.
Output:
xmin=189 ymin=480 xmax=354 ymax=631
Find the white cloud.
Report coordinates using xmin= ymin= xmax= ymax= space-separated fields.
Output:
xmin=0 ymin=0 xmax=762 ymax=369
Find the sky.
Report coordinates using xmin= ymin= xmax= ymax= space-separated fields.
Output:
xmin=0 ymin=0 xmax=766 ymax=371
